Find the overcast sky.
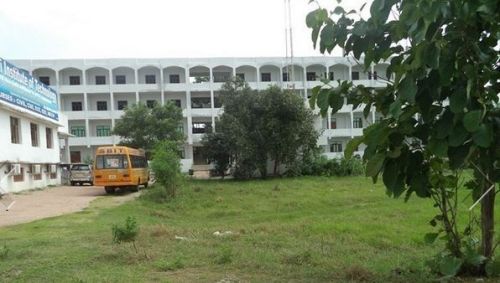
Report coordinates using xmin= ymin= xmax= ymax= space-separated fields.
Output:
xmin=0 ymin=0 xmax=368 ymax=59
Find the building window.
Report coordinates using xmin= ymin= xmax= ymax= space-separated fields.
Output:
xmin=10 ymin=117 xmax=21 ymax=144
xmin=72 ymin=101 xmax=83 ymax=111
xmin=191 ymin=97 xmax=211 ymax=108
xmin=282 ymin=72 xmax=289 ymax=82
xmin=117 ymin=100 xmax=128 ymax=110
xmin=236 ymin=73 xmax=245 ymax=80
xmin=306 ymin=72 xmax=316 ymax=81
xmin=13 ymin=167 xmax=24 ymax=182
xmin=169 ymin=74 xmax=180 ymax=83
xmin=330 ymin=143 xmax=343 ymax=153
xmin=32 ymin=165 xmax=42 ymax=180
xmin=96 ymin=125 xmax=111 ymax=137
xmin=146 ymin=100 xmax=157 ymax=109
xmin=46 ymin=128 xmax=53 ymax=148
xmin=39 ymin=76 xmax=50 ymax=85
xmin=30 ymin=123 xmax=39 ymax=147
xmin=69 ymin=76 xmax=81 ymax=85
xmin=351 ymin=72 xmax=360 ymax=80
xmin=97 ymin=101 xmax=108 ymax=111
xmin=145 ymin=74 xmax=156 ymax=84
xmin=49 ymin=164 xmax=57 ymax=179
xmin=353 ymin=117 xmax=363 ymax=128
xmin=330 ymin=117 xmax=337 ymax=129
xmin=261 ymin=73 xmax=271 ymax=82
xmin=95 ymin=75 xmax=106 ymax=85
xmin=192 ymin=122 xmax=210 ymax=134
xmin=115 ymin=75 xmax=126 ymax=84
xmin=373 ymin=71 xmax=378 ymax=80
xmin=71 ymin=126 xmax=86 ymax=137
xmin=214 ymin=97 xmax=222 ymax=108
xmin=328 ymin=72 xmax=334 ymax=80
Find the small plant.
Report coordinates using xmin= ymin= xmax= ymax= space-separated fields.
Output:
xmin=155 ymin=257 xmax=185 ymax=271
xmin=0 ymin=243 xmax=10 ymax=260
xmin=112 ymin=216 xmax=139 ymax=253
xmin=214 ymin=246 xmax=233 ymax=265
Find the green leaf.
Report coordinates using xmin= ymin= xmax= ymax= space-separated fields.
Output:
xmin=424 ymin=232 xmax=439 ymax=244
xmin=410 ymin=173 xmax=430 ymax=198
xmin=464 ymin=248 xmax=486 ymax=267
xmin=439 ymin=256 xmax=462 ymax=277
xmin=428 ymin=138 xmax=448 ymax=157
xmin=332 ymin=6 xmax=345 ymax=15
xmin=317 ymin=88 xmax=330 ymax=111
xmin=398 ymin=76 xmax=417 ymax=104
xmin=309 ymin=86 xmax=321 ymax=109
xmin=448 ymin=123 xmax=468 ymax=147
xmin=424 ymin=43 xmax=440 ymax=69
xmin=449 ymin=91 xmax=467 ymax=113
xmin=383 ymin=160 xmax=405 ymax=197
xmin=472 ymin=124 xmax=492 ymax=148
xmin=389 ymin=99 xmax=402 ymax=119
xmin=320 ymin=23 xmax=335 ymax=53
xmin=448 ymin=144 xmax=470 ymax=170
xmin=345 ymin=136 xmax=364 ymax=159
xmin=329 ymin=91 xmax=344 ymax=113
xmin=366 ymin=153 xmax=385 ymax=177
xmin=486 ymin=258 xmax=500 ymax=277
xmin=463 ymin=110 xmax=482 ymax=132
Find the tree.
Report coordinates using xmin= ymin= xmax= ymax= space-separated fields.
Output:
xmin=201 ymin=131 xmax=233 ymax=178
xmin=204 ymin=78 xmax=319 ymax=179
xmin=113 ymin=102 xmax=184 ymax=155
xmin=307 ymin=0 xmax=499 ymax=276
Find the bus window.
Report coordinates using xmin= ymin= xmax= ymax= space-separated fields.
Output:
xmin=95 ymin=155 xmax=129 ymax=169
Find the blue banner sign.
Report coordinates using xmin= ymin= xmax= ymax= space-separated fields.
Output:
xmin=0 ymin=58 xmax=59 ymax=121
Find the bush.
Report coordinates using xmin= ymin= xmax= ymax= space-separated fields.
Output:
xmin=140 ymin=184 xmax=171 ymax=203
xmin=151 ymin=141 xmax=182 ymax=198
xmin=112 ymin=216 xmax=139 ymax=245
xmin=300 ymin=155 xmax=364 ymax=177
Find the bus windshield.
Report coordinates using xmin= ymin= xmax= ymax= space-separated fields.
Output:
xmin=95 ymin=155 xmax=129 ymax=169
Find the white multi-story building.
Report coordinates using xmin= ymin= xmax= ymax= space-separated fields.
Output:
xmin=11 ymin=57 xmax=389 ymax=172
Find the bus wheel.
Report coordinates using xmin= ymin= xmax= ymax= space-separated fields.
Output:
xmin=104 ymin=186 xmax=115 ymax=194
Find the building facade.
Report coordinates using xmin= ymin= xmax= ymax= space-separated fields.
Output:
xmin=11 ymin=57 xmax=389 ymax=172
xmin=0 ymin=58 xmax=68 ymax=193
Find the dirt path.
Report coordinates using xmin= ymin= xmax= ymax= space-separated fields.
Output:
xmin=0 ymin=186 xmax=139 ymax=228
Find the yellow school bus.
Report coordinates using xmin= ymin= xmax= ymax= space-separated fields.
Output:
xmin=93 ymin=146 xmax=149 ymax=194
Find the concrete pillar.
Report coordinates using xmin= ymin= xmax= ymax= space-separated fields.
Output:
xmin=209 ymin=67 xmax=215 ymax=130
xmin=348 ymin=65 xmax=352 ymax=81
xmin=160 ymin=65 xmax=165 ymax=106
xmin=185 ymin=67 xmax=193 ymax=145
xmin=64 ymin=136 xmax=70 ymax=163
xmin=327 ymin=109 xmax=332 ymax=130
xmin=133 ymin=68 xmax=140 ymax=104
xmin=55 ymin=71 xmax=61 ymax=111
xmin=349 ymin=111 xmax=354 ymax=138
xmin=256 ymin=66 xmax=260 ymax=90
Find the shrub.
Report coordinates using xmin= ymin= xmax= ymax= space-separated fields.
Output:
xmin=140 ymin=184 xmax=170 ymax=203
xmin=0 ymin=243 xmax=9 ymax=260
xmin=301 ymin=155 xmax=364 ymax=177
xmin=155 ymin=257 xmax=185 ymax=271
xmin=112 ymin=216 xmax=139 ymax=252
xmin=151 ymin=141 xmax=182 ymax=198
xmin=214 ymin=246 xmax=233 ymax=265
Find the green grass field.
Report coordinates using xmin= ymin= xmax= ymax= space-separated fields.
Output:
xmin=0 ymin=176 xmax=497 ymax=282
